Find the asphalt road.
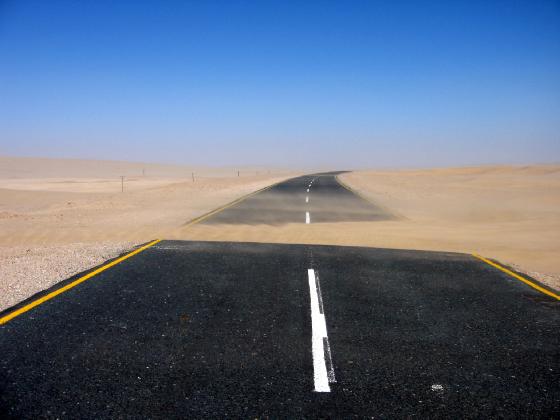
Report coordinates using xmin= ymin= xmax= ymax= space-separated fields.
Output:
xmin=1 ymin=174 xmax=559 ymax=418
xmin=202 ymin=172 xmax=394 ymax=225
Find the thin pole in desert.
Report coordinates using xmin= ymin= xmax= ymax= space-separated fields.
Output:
xmin=121 ymin=176 xmax=125 ymax=192
xmin=192 ymin=172 xmax=195 ymax=182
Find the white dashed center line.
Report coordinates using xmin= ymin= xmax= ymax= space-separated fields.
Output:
xmin=307 ymin=269 xmax=335 ymax=392
xmin=306 ymin=211 xmax=310 ymax=224
xmin=306 ymin=196 xmax=309 ymax=203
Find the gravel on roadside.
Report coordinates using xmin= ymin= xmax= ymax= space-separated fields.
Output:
xmin=508 ymin=262 xmax=560 ymax=294
xmin=0 ymin=241 xmax=138 ymax=312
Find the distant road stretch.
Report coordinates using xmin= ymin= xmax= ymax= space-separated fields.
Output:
xmin=1 ymin=173 xmax=559 ymax=418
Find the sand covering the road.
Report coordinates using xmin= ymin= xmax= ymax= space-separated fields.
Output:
xmin=2 ymin=157 xmax=558 ymax=311
xmin=177 ymin=165 xmax=560 ymax=291
xmin=0 ymin=156 xmax=296 ymax=311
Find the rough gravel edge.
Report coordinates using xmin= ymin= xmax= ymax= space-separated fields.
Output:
xmin=0 ymin=242 xmax=139 ymax=312
xmin=506 ymin=262 xmax=560 ymax=294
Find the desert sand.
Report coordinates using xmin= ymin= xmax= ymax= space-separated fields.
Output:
xmin=2 ymin=157 xmax=558 ymax=311
xmin=177 ymin=165 xmax=560 ymax=291
xmin=0 ymin=156 xmax=297 ymax=310
xmin=338 ymin=166 xmax=560 ymax=285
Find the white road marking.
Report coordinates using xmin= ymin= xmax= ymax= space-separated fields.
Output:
xmin=306 ymin=211 xmax=310 ymax=224
xmin=308 ymin=269 xmax=335 ymax=392
xmin=306 ymin=196 xmax=309 ymax=203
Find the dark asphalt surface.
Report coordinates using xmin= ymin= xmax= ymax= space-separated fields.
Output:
xmin=1 ymin=174 xmax=559 ymax=418
xmin=203 ymin=172 xmax=394 ymax=225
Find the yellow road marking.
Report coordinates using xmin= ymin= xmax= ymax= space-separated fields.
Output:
xmin=181 ymin=180 xmax=283 ymax=228
xmin=1 ymin=177 xmax=287 ymax=325
xmin=473 ymin=254 xmax=559 ymax=301
xmin=0 ymin=239 xmax=162 ymax=325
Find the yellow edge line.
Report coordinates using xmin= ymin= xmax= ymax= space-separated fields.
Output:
xmin=0 ymin=239 xmax=162 ymax=325
xmin=181 ymin=180 xmax=283 ymax=228
xmin=0 ymin=178 xmax=285 ymax=325
xmin=473 ymin=253 xmax=560 ymax=301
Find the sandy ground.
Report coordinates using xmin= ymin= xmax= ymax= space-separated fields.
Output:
xmin=2 ymin=157 xmax=558 ymax=311
xmin=0 ymin=156 xmax=296 ymax=311
xmin=177 ymin=165 xmax=560 ymax=291
xmin=339 ymin=166 xmax=560 ymax=289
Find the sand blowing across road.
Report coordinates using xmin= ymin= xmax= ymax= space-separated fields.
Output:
xmin=2 ymin=156 xmax=559 ymax=310
xmin=339 ymin=166 xmax=560 ymax=287
xmin=179 ymin=165 xmax=560 ymax=290
xmin=0 ymin=156 xmax=297 ymax=310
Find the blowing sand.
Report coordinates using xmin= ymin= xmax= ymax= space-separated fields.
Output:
xmin=338 ymin=166 xmax=560 ymax=287
xmin=2 ymin=157 xmax=558 ymax=311
xmin=177 ymin=165 xmax=560 ymax=291
xmin=0 ymin=156 xmax=296 ymax=311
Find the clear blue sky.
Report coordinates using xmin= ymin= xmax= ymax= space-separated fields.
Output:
xmin=1 ymin=0 xmax=559 ymax=168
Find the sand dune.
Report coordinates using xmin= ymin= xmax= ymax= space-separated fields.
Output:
xmin=0 ymin=156 xmax=297 ymax=310
xmin=0 ymin=156 xmax=296 ymax=245
xmin=178 ymin=165 xmax=560 ymax=291
xmin=0 ymin=155 xmax=277 ymax=179
xmin=338 ymin=166 xmax=560 ymax=282
xmin=2 ymin=157 xmax=558 ymax=310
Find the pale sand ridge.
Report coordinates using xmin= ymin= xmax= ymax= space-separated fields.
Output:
xmin=2 ymin=157 xmax=558 ymax=310
xmin=0 ymin=156 xmax=298 ymax=310
xmin=177 ymin=165 xmax=560 ymax=291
